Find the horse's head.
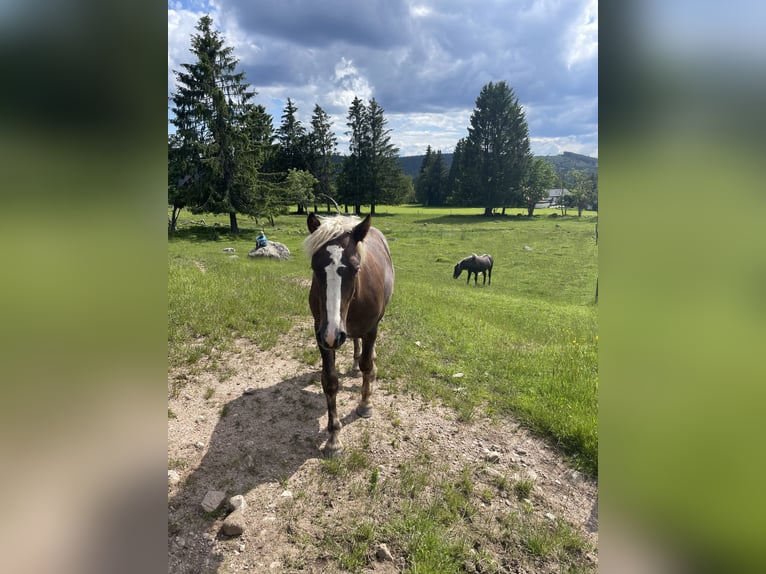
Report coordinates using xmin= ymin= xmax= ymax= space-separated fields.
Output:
xmin=453 ymin=262 xmax=462 ymax=279
xmin=306 ymin=213 xmax=370 ymax=350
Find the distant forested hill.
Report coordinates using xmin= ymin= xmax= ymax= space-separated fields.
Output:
xmin=538 ymin=152 xmax=598 ymax=178
xmin=395 ymin=151 xmax=597 ymax=179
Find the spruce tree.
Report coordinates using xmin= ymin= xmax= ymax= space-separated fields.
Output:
xmin=338 ymin=96 xmax=368 ymax=213
xmin=463 ymin=81 xmax=533 ymax=215
xmin=169 ymin=15 xmax=259 ymax=233
xmin=365 ymin=98 xmax=405 ymax=213
xmin=307 ymin=104 xmax=338 ymax=213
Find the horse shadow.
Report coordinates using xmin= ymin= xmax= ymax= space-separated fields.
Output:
xmin=168 ymin=365 xmax=365 ymax=573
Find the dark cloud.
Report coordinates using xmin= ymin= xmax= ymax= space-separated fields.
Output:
xmin=169 ymin=0 xmax=598 ymax=155
xmin=221 ymin=0 xmax=412 ymax=49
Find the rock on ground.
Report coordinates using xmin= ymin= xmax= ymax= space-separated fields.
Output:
xmin=248 ymin=241 xmax=290 ymax=260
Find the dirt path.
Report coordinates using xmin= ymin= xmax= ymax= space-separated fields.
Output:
xmin=168 ymin=327 xmax=597 ymax=573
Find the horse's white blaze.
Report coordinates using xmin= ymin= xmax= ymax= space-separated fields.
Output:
xmin=323 ymin=245 xmax=345 ymax=346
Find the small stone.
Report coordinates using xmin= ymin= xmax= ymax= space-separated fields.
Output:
xmin=375 ymin=543 xmax=394 ymax=562
xmin=201 ymin=490 xmax=227 ymax=513
xmin=483 ymin=449 xmax=501 ymax=463
xmin=523 ymin=245 xmax=532 ymax=251
xmin=222 ymin=509 xmax=246 ymax=536
xmin=515 ymin=448 xmax=527 ymax=455
xmin=168 ymin=470 xmax=181 ymax=485
xmin=195 ymin=441 xmax=205 ymax=450
xmin=243 ymin=388 xmax=256 ymax=395
xmin=545 ymin=512 xmax=556 ymax=521
xmin=222 ymin=247 xmax=235 ymax=252
xmin=229 ymin=495 xmax=247 ymax=511
xmin=452 ymin=372 xmax=464 ymax=378
xmin=176 ymin=536 xmax=186 ymax=548
xmin=483 ymin=467 xmax=504 ymax=479
xmin=280 ymin=490 xmax=293 ymax=498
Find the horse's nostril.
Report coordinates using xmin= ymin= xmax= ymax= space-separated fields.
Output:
xmin=337 ymin=331 xmax=347 ymax=347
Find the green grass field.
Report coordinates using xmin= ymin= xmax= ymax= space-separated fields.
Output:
xmin=168 ymin=205 xmax=598 ymax=474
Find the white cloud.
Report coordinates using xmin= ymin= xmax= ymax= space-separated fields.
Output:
xmin=565 ymin=0 xmax=598 ymax=69
xmin=328 ymin=58 xmax=373 ymax=111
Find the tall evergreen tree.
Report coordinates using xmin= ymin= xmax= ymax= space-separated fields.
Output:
xmin=276 ymin=98 xmax=309 ymax=174
xmin=307 ymin=104 xmax=338 ymax=212
xmin=239 ymin=104 xmax=280 ymax=222
xmin=338 ymin=96 xmax=368 ymax=213
xmin=365 ymin=98 xmax=406 ymax=213
xmin=447 ymin=138 xmax=468 ymax=205
xmin=415 ymin=145 xmax=449 ymax=206
xmin=463 ymin=81 xmax=533 ymax=215
xmin=338 ymin=97 xmax=408 ymax=214
xmin=169 ymin=15 xmax=259 ymax=233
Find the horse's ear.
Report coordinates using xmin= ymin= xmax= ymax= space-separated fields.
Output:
xmin=307 ymin=213 xmax=321 ymax=234
xmin=352 ymin=214 xmax=371 ymax=243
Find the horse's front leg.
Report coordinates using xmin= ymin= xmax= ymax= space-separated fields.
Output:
xmin=352 ymin=337 xmax=361 ymax=372
xmin=356 ymin=328 xmax=378 ymax=418
xmin=466 ymin=271 xmax=471 ymax=285
xmin=319 ymin=347 xmax=343 ymax=455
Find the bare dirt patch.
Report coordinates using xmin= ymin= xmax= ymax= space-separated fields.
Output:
xmin=168 ymin=327 xmax=597 ymax=573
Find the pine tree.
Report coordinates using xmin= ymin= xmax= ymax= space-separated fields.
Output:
xmin=169 ymin=15 xmax=260 ymax=233
xmin=463 ymin=81 xmax=533 ymax=215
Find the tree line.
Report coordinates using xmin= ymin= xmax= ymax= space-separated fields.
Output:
xmin=168 ymin=16 xmax=410 ymax=233
xmin=168 ymin=16 xmax=597 ymax=233
xmin=414 ymin=81 xmax=597 ymax=216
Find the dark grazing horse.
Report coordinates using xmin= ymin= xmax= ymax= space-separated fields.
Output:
xmin=305 ymin=213 xmax=395 ymax=455
xmin=453 ymin=253 xmax=494 ymax=285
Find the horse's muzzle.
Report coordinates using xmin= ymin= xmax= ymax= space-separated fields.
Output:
xmin=317 ymin=327 xmax=347 ymax=350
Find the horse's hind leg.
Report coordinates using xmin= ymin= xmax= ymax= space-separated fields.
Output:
xmin=319 ymin=347 xmax=343 ymax=455
xmin=356 ymin=328 xmax=378 ymax=418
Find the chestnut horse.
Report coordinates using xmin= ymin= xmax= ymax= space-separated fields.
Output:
xmin=453 ymin=253 xmax=493 ymax=285
xmin=304 ymin=214 xmax=394 ymax=455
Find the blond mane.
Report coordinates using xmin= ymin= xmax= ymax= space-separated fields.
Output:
xmin=303 ymin=215 xmax=362 ymax=257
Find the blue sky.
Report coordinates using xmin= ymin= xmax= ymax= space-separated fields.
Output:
xmin=168 ymin=0 xmax=598 ymax=157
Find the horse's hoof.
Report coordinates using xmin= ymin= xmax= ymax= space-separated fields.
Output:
xmin=356 ymin=405 xmax=373 ymax=418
